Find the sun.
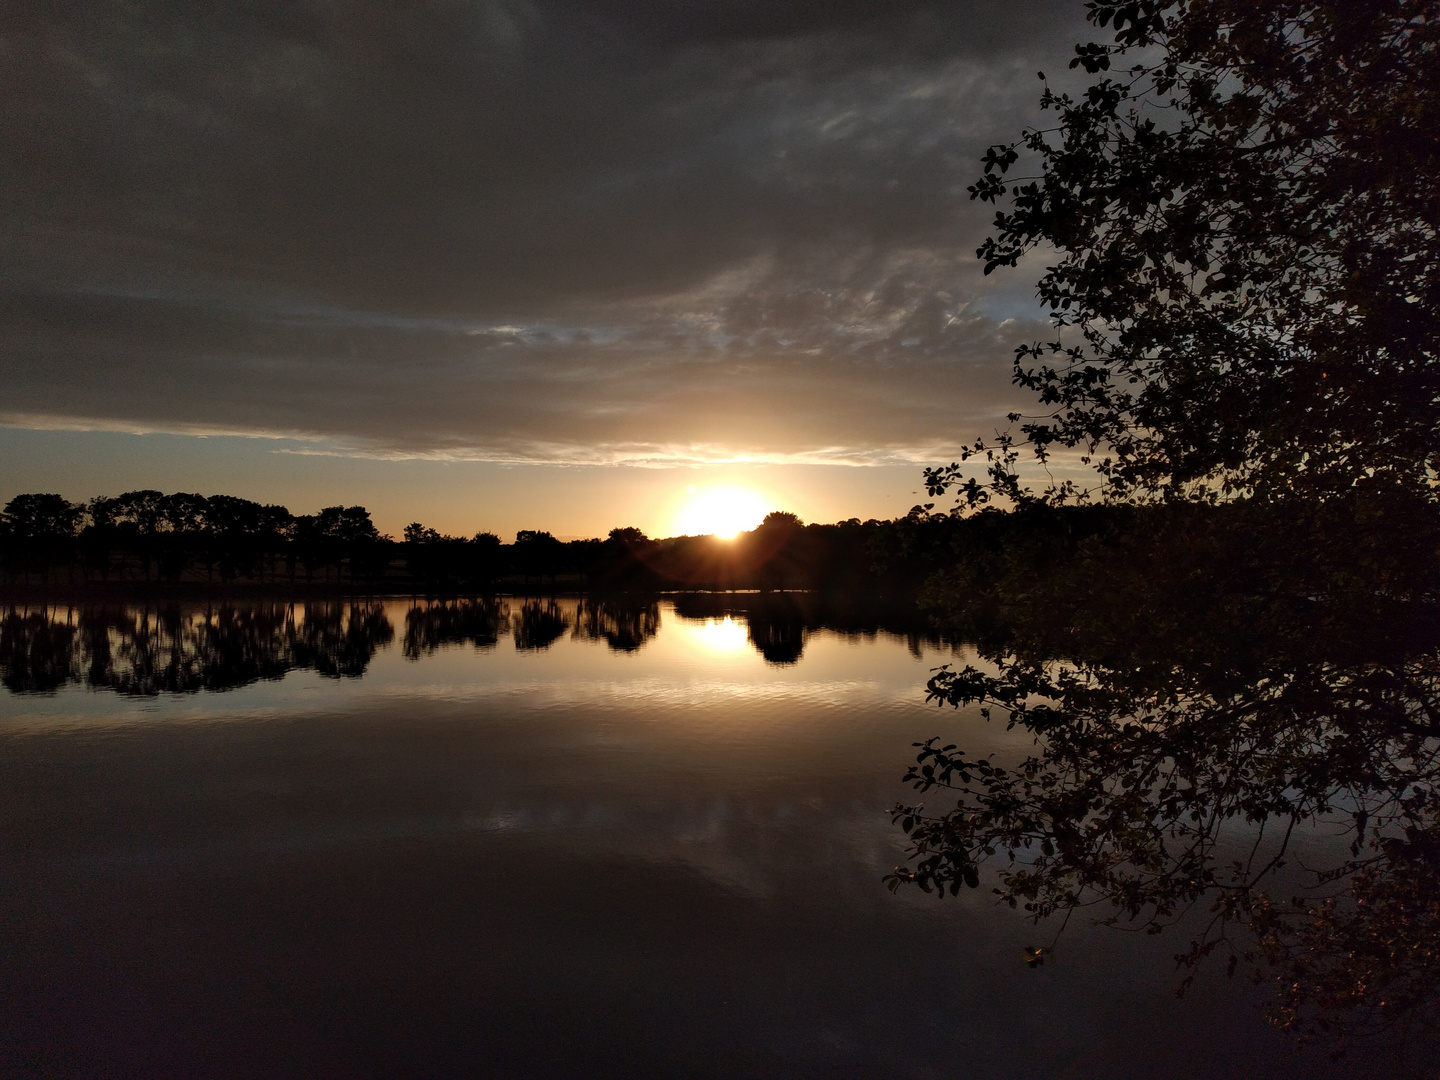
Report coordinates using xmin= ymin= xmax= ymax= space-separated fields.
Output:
xmin=672 ymin=486 xmax=768 ymax=539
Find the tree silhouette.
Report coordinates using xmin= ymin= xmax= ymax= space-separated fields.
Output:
xmin=470 ymin=531 xmax=503 ymax=587
xmin=748 ymin=511 xmax=806 ymax=592
xmin=92 ymin=490 xmax=167 ymax=581
xmin=760 ymin=511 xmax=802 ymax=529
xmin=932 ymin=0 xmax=1440 ymax=508
xmin=1 ymin=494 xmax=82 ymax=583
xmin=203 ymin=496 xmax=291 ymax=582
xmin=291 ymin=505 xmax=384 ymax=584
xmin=2 ymin=494 xmax=83 ymax=538
xmin=404 ymin=522 xmax=442 ymax=544
xmin=513 ymin=529 xmax=566 ymax=587
xmin=893 ymin=0 xmax=1440 ymax=1050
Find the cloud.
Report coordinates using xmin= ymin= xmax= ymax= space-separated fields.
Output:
xmin=0 ymin=0 xmax=1088 ymax=464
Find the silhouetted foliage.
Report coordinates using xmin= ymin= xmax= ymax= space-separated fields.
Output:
xmin=0 ymin=491 xmax=403 ymax=588
xmin=887 ymin=0 xmax=1440 ymax=1051
xmin=760 ymin=511 xmax=802 ymax=529
xmin=201 ymin=495 xmax=290 ymax=582
xmin=932 ymin=0 xmax=1440 ymax=507
xmin=2 ymin=494 xmax=83 ymax=539
xmin=0 ymin=487 xmax=1116 ymax=602
xmin=512 ymin=530 xmax=568 ymax=587
xmin=404 ymin=523 xmax=442 ymax=544
xmin=0 ymin=494 xmax=83 ymax=583
xmin=297 ymin=506 xmax=387 ymax=583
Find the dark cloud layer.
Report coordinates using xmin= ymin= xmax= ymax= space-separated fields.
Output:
xmin=1 ymin=0 xmax=1087 ymax=464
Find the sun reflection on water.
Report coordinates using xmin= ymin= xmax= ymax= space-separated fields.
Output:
xmin=686 ymin=615 xmax=749 ymax=655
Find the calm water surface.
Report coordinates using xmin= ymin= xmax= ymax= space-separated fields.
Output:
xmin=0 ymin=599 xmax=1389 ymax=1078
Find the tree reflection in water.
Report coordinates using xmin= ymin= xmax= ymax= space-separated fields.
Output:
xmin=403 ymin=598 xmax=509 ymax=659
xmin=293 ymin=603 xmax=394 ymax=679
xmin=572 ymin=597 xmax=659 ymax=653
xmin=0 ymin=611 xmax=78 ymax=693
xmin=511 ymin=599 xmax=569 ymax=651
xmin=744 ymin=594 xmax=807 ymax=665
xmin=670 ymin=592 xmax=945 ymax=666
xmin=0 ymin=602 xmax=393 ymax=694
xmin=889 ymin=504 xmax=1440 ymax=1049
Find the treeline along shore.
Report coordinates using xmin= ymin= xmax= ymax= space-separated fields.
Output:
xmin=0 ymin=486 xmax=1122 ymax=602
xmin=2 ymin=488 xmax=966 ymax=598
xmin=8 ymin=487 xmax=1433 ymax=614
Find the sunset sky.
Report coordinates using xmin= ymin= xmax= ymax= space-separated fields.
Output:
xmin=2 ymin=1 xmax=1091 ymax=538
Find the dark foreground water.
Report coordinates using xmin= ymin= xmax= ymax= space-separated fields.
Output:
xmin=0 ymin=599 xmax=1403 ymax=1078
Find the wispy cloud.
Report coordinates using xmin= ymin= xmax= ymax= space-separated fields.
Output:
xmin=1 ymin=0 xmax=1085 ymax=467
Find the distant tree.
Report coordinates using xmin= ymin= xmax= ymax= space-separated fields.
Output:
xmin=470 ymin=531 xmax=503 ymax=587
xmin=204 ymin=495 xmax=291 ymax=582
xmin=403 ymin=522 xmax=443 ymax=544
xmin=290 ymin=514 xmax=324 ymax=583
xmin=315 ymin=506 xmax=381 ymax=545
xmin=93 ymin=490 xmax=167 ymax=580
xmin=760 ymin=511 xmax=803 ymax=529
xmin=315 ymin=506 xmax=385 ymax=583
xmin=80 ymin=498 xmax=116 ymax=581
xmin=932 ymin=0 xmax=1440 ymax=508
xmin=2 ymin=494 xmax=84 ymax=539
xmin=402 ymin=522 xmax=483 ymax=589
xmin=751 ymin=511 xmax=806 ymax=590
xmin=159 ymin=492 xmax=208 ymax=534
xmin=1 ymin=494 xmax=83 ymax=583
xmin=100 ymin=490 xmax=165 ymax=533
xmin=513 ymin=529 xmax=566 ymax=586
xmin=289 ymin=506 xmax=381 ymax=583
xmin=567 ymin=537 xmax=607 ymax=587
xmin=583 ymin=527 xmax=658 ymax=590
xmin=154 ymin=492 xmax=207 ymax=579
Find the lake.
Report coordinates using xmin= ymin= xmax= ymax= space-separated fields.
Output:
xmin=0 ymin=598 xmax=1394 ymax=1078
